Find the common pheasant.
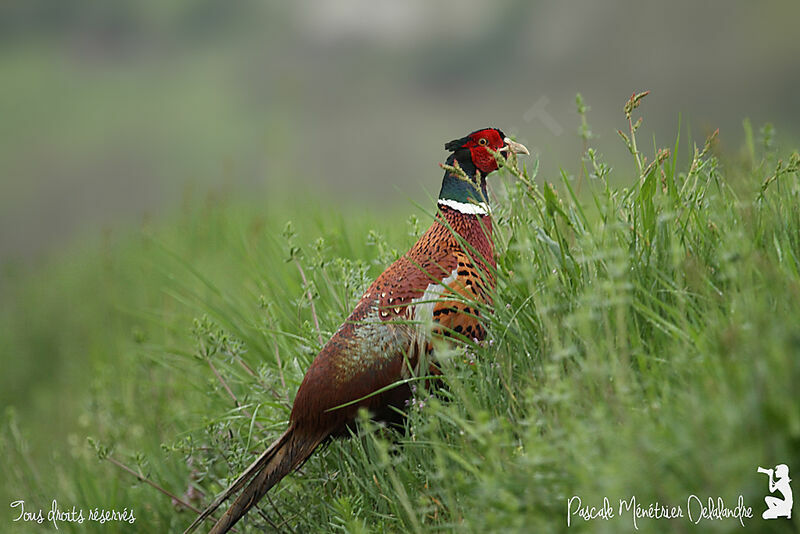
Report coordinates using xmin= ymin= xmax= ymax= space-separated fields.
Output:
xmin=185 ymin=128 xmax=529 ymax=534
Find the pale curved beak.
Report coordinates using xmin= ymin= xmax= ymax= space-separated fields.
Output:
xmin=501 ymin=137 xmax=530 ymax=156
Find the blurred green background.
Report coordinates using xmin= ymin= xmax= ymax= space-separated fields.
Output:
xmin=1 ymin=1 xmax=799 ymax=531
xmin=1 ymin=0 xmax=799 ymax=261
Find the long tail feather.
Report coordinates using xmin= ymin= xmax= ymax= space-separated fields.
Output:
xmin=183 ymin=425 xmax=326 ymax=534
xmin=207 ymin=428 xmax=327 ymax=534
xmin=183 ymin=427 xmax=294 ymax=534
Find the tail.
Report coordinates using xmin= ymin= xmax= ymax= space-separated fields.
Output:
xmin=183 ymin=424 xmax=325 ymax=534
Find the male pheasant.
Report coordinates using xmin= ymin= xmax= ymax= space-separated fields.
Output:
xmin=185 ymin=128 xmax=528 ymax=534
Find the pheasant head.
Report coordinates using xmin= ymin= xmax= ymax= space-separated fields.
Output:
xmin=439 ymin=128 xmax=529 ymax=213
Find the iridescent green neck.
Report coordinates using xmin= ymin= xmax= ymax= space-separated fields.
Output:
xmin=438 ymin=154 xmax=489 ymax=214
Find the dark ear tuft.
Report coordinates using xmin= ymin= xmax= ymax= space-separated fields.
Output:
xmin=445 ymin=135 xmax=468 ymax=152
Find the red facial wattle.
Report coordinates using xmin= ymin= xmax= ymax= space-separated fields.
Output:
xmin=469 ymin=145 xmax=501 ymax=174
xmin=445 ymin=128 xmax=529 ymax=175
xmin=465 ymin=129 xmax=507 ymax=174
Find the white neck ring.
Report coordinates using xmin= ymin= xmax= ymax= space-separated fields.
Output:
xmin=437 ymin=198 xmax=490 ymax=215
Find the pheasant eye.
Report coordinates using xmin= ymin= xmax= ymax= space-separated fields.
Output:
xmin=478 ymin=138 xmax=488 ymax=146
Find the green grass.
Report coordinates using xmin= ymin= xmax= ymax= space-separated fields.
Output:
xmin=2 ymin=95 xmax=799 ymax=533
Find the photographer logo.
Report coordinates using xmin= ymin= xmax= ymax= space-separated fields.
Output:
xmin=757 ymin=464 xmax=792 ymax=520
xmin=566 ymin=463 xmax=794 ymax=528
